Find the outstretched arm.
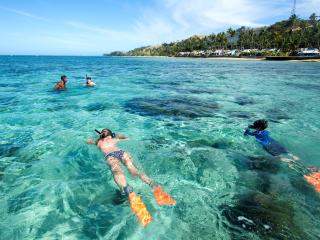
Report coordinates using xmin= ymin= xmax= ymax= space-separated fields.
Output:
xmin=115 ymin=133 xmax=129 ymax=140
xmin=244 ymin=128 xmax=256 ymax=136
xmin=86 ymin=139 xmax=96 ymax=144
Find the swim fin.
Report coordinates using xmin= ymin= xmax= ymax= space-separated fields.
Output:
xmin=153 ymin=186 xmax=176 ymax=205
xmin=304 ymin=171 xmax=320 ymax=192
xmin=128 ymin=192 xmax=152 ymax=226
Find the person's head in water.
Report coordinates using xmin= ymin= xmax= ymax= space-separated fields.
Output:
xmin=86 ymin=76 xmax=92 ymax=84
xmin=61 ymin=75 xmax=68 ymax=83
xmin=98 ymin=129 xmax=115 ymax=139
xmin=249 ymin=119 xmax=268 ymax=131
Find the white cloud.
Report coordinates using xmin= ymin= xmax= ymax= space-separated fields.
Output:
xmin=0 ymin=6 xmax=49 ymax=21
xmin=164 ymin=0 xmax=282 ymax=30
xmin=129 ymin=0 xmax=320 ymax=47
xmin=65 ymin=21 xmax=139 ymax=41
xmin=133 ymin=15 xmax=175 ymax=44
xmin=130 ymin=0 xmax=272 ymax=46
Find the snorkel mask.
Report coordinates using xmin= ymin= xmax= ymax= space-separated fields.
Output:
xmin=95 ymin=129 xmax=116 ymax=138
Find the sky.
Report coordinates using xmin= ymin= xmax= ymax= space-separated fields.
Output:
xmin=0 ymin=0 xmax=319 ymax=55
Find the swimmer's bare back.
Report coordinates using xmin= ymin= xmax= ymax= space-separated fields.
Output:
xmin=54 ymin=81 xmax=65 ymax=90
xmin=86 ymin=134 xmax=128 ymax=155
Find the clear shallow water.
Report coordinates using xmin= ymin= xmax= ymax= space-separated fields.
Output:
xmin=0 ymin=56 xmax=320 ymax=240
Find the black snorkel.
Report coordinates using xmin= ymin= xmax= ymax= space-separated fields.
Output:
xmin=94 ymin=129 xmax=116 ymax=138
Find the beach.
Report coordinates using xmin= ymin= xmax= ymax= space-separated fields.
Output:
xmin=1 ymin=56 xmax=320 ymax=239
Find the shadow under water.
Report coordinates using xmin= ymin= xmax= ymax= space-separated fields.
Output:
xmin=221 ymin=192 xmax=306 ymax=240
xmin=233 ymin=154 xmax=281 ymax=174
xmin=234 ymin=96 xmax=256 ymax=106
xmin=187 ymin=138 xmax=234 ymax=150
xmin=266 ymin=109 xmax=291 ymax=123
xmin=124 ymin=96 xmax=220 ymax=120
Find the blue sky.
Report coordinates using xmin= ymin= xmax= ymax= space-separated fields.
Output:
xmin=0 ymin=0 xmax=319 ymax=55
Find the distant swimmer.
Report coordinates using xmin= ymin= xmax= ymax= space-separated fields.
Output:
xmin=86 ymin=129 xmax=176 ymax=226
xmin=85 ymin=74 xmax=96 ymax=87
xmin=244 ymin=119 xmax=320 ymax=192
xmin=54 ymin=75 xmax=68 ymax=90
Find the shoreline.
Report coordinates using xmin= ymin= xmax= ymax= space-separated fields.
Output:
xmin=111 ymin=55 xmax=320 ymax=62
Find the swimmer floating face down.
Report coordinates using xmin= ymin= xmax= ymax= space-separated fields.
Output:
xmin=244 ymin=119 xmax=320 ymax=193
xmin=86 ymin=128 xmax=176 ymax=226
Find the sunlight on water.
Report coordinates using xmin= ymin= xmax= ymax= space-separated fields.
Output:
xmin=0 ymin=56 xmax=320 ymax=239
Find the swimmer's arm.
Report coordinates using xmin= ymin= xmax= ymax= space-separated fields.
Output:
xmin=244 ymin=128 xmax=256 ymax=136
xmin=86 ymin=139 xmax=96 ymax=144
xmin=54 ymin=82 xmax=64 ymax=90
xmin=115 ymin=133 xmax=129 ymax=141
xmin=54 ymin=83 xmax=60 ymax=89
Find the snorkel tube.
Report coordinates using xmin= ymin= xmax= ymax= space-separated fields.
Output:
xmin=94 ymin=129 xmax=116 ymax=138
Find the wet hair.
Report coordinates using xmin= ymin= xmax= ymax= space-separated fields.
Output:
xmin=61 ymin=75 xmax=67 ymax=81
xmin=249 ymin=119 xmax=268 ymax=130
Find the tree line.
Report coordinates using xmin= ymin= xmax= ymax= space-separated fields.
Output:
xmin=122 ymin=14 xmax=320 ymax=57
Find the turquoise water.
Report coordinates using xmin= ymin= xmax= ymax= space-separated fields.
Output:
xmin=0 ymin=56 xmax=320 ymax=240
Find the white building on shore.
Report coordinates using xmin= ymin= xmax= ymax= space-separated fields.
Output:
xmin=298 ymin=48 xmax=320 ymax=56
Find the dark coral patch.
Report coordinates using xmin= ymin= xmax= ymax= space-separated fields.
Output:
xmin=286 ymin=82 xmax=320 ymax=92
xmin=84 ymin=102 xmax=110 ymax=112
xmin=234 ymin=96 xmax=256 ymax=106
xmin=221 ymin=192 xmax=305 ymax=239
xmin=228 ymin=111 xmax=255 ymax=119
xmin=187 ymin=138 xmax=233 ymax=149
xmin=266 ymin=109 xmax=290 ymax=122
xmin=125 ymin=96 xmax=220 ymax=119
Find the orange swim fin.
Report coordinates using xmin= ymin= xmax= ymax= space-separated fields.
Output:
xmin=304 ymin=171 xmax=320 ymax=192
xmin=153 ymin=186 xmax=176 ymax=205
xmin=128 ymin=192 xmax=152 ymax=226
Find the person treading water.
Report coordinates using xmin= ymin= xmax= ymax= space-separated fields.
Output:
xmin=54 ymin=75 xmax=68 ymax=90
xmin=244 ymin=119 xmax=320 ymax=193
xmin=85 ymin=74 xmax=96 ymax=87
xmin=86 ymin=128 xmax=176 ymax=226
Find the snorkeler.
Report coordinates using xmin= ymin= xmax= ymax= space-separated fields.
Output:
xmin=85 ymin=74 xmax=96 ymax=87
xmin=54 ymin=75 xmax=68 ymax=90
xmin=86 ymin=129 xmax=176 ymax=226
xmin=244 ymin=119 xmax=320 ymax=192
xmin=244 ymin=119 xmax=296 ymax=162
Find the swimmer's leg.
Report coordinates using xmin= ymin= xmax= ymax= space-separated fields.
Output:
xmin=107 ymin=156 xmax=152 ymax=225
xmin=288 ymin=153 xmax=299 ymax=161
xmin=106 ymin=157 xmax=128 ymax=191
xmin=279 ymin=154 xmax=308 ymax=175
xmin=122 ymin=153 xmax=176 ymax=205
xmin=122 ymin=152 xmax=155 ymax=187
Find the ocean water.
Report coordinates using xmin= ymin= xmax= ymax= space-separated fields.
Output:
xmin=0 ymin=56 xmax=320 ymax=240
